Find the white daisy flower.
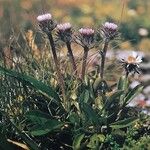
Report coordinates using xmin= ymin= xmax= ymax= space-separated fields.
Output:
xmin=124 ymin=51 xmax=142 ymax=64
xmin=120 ymin=51 xmax=143 ymax=75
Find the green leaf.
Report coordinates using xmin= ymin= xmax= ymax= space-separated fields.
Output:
xmin=103 ymin=90 xmax=124 ymax=110
xmin=25 ymin=111 xmax=63 ymax=137
xmin=79 ymin=90 xmax=89 ymax=103
xmin=73 ymin=134 xmax=85 ymax=150
xmin=69 ymin=113 xmax=80 ymax=125
xmin=0 ymin=66 xmax=60 ymax=102
xmin=117 ymin=76 xmax=129 ymax=90
xmin=87 ymin=134 xmax=105 ymax=149
xmin=124 ymin=85 xmax=143 ymax=105
xmin=30 ymin=119 xmax=64 ymax=136
xmin=110 ymin=117 xmax=138 ymax=129
xmin=84 ymin=90 xmax=90 ymax=103
xmin=82 ymin=103 xmax=99 ymax=125
xmin=26 ymin=110 xmax=51 ymax=125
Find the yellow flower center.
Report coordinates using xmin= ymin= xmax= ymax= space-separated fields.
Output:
xmin=127 ymin=56 xmax=136 ymax=63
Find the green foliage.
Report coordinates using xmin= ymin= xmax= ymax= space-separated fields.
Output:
xmin=122 ymin=135 xmax=150 ymax=150
xmin=0 ymin=66 xmax=61 ymax=102
xmin=26 ymin=110 xmax=64 ymax=136
xmin=110 ymin=117 xmax=138 ymax=129
xmin=73 ymin=133 xmax=85 ymax=150
xmin=124 ymin=85 xmax=143 ymax=105
xmin=0 ymin=64 xmax=146 ymax=149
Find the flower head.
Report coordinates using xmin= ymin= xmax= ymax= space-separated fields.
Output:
xmin=37 ymin=13 xmax=52 ymax=22
xmin=120 ymin=51 xmax=142 ymax=75
xmin=104 ymin=22 xmax=118 ymax=31
xmin=101 ymin=22 xmax=118 ymax=40
xmin=79 ymin=28 xmax=94 ymax=36
xmin=56 ymin=23 xmax=72 ymax=42
xmin=76 ymin=28 xmax=95 ymax=48
xmin=37 ymin=13 xmax=56 ymax=33
xmin=57 ymin=23 xmax=72 ymax=31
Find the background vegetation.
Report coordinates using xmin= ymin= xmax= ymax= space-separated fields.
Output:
xmin=1 ymin=0 xmax=150 ymax=52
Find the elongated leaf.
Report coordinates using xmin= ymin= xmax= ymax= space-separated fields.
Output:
xmin=117 ymin=76 xmax=129 ymax=90
xmin=124 ymin=85 xmax=143 ymax=105
xmin=82 ymin=103 xmax=99 ymax=125
xmin=103 ymin=91 xmax=124 ymax=110
xmin=84 ymin=90 xmax=90 ymax=103
xmin=110 ymin=117 xmax=138 ymax=129
xmin=26 ymin=110 xmax=51 ymax=125
xmin=0 ymin=66 xmax=60 ymax=102
xmin=79 ymin=90 xmax=89 ymax=103
xmin=73 ymin=134 xmax=85 ymax=150
xmin=30 ymin=119 xmax=64 ymax=136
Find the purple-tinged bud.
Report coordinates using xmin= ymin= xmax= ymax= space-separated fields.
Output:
xmin=79 ymin=28 xmax=94 ymax=36
xmin=76 ymin=28 xmax=95 ymax=48
xmin=56 ymin=22 xmax=72 ymax=42
xmin=103 ymin=22 xmax=118 ymax=31
xmin=57 ymin=23 xmax=72 ymax=32
xmin=101 ymin=22 xmax=118 ymax=41
xmin=37 ymin=13 xmax=52 ymax=22
xmin=37 ymin=13 xmax=56 ymax=33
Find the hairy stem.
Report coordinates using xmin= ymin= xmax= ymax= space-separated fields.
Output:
xmin=66 ymin=42 xmax=77 ymax=75
xmin=100 ymin=40 xmax=109 ymax=79
xmin=47 ymin=33 xmax=66 ymax=108
xmin=81 ymin=47 xmax=89 ymax=80
xmin=125 ymin=70 xmax=129 ymax=79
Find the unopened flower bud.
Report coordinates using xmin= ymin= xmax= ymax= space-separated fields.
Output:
xmin=57 ymin=23 xmax=71 ymax=31
xmin=76 ymin=28 xmax=95 ymax=48
xmin=37 ymin=13 xmax=56 ymax=33
xmin=37 ymin=13 xmax=52 ymax=22
xmin=79 ymin=28 xmax=94 ymax=36
xmin=56 ymin=23 xmax=72 ymax=42
xmin=101 ymin=22 xmax=118 ymax=41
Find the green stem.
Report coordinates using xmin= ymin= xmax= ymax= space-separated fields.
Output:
xmin=81 ymin=47 xmax=89 ymax=80
xmin=66 ymin=42 xmax=77 ymax=75
xmin=100 ymin=40 xmax=109 ymax=79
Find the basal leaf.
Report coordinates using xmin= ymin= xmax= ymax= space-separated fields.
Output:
xmin=25 ymin=110 xmax=51 ymax=125
xmin=82 ymin=103 xmax=99 ymax=125
xmin=73 ymin=133 xmax=85 ymax=150
xmin=103 ymin=90 xmax=124 ymax=110
xmin=79 ymin=90 xmax=90 ymax=103
xmin=0 ymin=66 xmax=60 ymax=102
xmin=110 ymin=117 xmax=138 ymax=129
xmin=117 ymin=76 xmax=129 ymax=90
xmin=123 ymin=85 xmax=143 ymax=105
xmin=30 ymin=119 xmax=64 ymax=136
